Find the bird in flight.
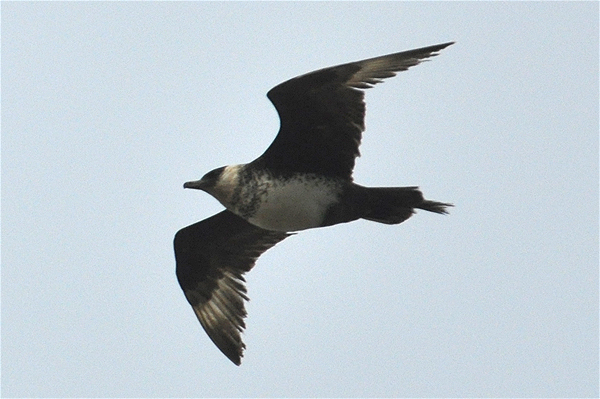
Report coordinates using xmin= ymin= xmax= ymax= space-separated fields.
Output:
xmin=174 ymin=41 xmax=454 ymax=365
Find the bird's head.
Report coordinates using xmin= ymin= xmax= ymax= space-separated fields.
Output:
xmin=184 ymin=165 xmax=243 ymax=207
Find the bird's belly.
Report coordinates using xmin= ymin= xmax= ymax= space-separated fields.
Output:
xmin=244 ymin=178 xmax=341 ymax=232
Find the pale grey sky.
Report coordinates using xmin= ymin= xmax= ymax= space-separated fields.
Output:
xmin=3 ymin=2 xmax=598 ymax=397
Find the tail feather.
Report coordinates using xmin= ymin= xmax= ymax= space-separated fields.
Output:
xmin=361 ymin=186 xmax=452 ymax=225
xmin=418 ymin=199 xmax=452 ymax=215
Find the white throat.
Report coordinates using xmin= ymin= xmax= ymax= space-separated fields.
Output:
xmin=211 ymin=164 xmax=245 ymax=206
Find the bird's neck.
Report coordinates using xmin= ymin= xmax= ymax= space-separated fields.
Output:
xmin=211 ymin=164 xmax=246 ymax=207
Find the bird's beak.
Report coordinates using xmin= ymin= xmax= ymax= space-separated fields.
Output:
xmin=183 ymin=179 xmax=206 ymax=190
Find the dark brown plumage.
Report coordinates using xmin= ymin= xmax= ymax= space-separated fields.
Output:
xmin=175 ymin=42 xmax=454 ymax=365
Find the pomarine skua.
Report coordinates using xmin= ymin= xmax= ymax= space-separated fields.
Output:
xmin=174 ymin=41 xmax=454 ymax=365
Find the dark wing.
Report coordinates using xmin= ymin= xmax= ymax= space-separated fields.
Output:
xmin=257 ymin=42 xmax=454 ymax=179
xmin=174 ymin=210 xmax=291 ymax=365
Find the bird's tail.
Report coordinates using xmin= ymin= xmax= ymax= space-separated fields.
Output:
xmin=360 ymin=186 xmax=452 ymax=225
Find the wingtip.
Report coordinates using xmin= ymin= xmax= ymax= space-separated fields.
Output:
xmin=223 ymin=349 xmax=243 ymax=365
xmin=429 ymin=41 xmax=455 ymax=54
xmin=224 ymin=341 xmax=244 ymax=366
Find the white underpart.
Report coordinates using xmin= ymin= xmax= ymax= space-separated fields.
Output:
xmin=246 ymin=176 xmax=341 ymax=232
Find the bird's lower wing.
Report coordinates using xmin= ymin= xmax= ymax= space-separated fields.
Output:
xmin=174 ymin=210 xmax=291 ymax=365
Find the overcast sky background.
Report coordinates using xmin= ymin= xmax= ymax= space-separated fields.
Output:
xmin=3 ymin=2 xmax=598 ymax=397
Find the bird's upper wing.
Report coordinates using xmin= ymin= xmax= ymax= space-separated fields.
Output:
xmin=257 ymin=42 xmax=454 ymax=179
xmin=174 ymin=210 xmax=291 ymax=365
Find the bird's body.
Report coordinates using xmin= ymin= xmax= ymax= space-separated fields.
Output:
xmin=175 ymin=41 xmax=454 ymax=365
xmin=243 ymin=172 xmax=343 ymax=232
xmin=190 ymin=164 xmax=345 ymax=231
